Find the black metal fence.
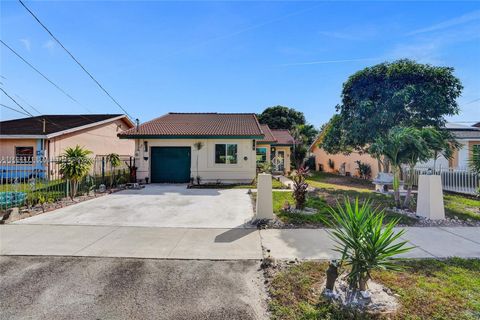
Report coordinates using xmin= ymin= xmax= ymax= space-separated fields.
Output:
xmin=0 ymin=155 xmax=134 ymax=211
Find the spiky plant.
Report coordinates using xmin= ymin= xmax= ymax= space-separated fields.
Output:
xmin=59 ymin=146 xmax=93 ymax=199
xmin=291 ymin=166 xmax=310 ymax=209
xmin=326 ymin=198 xmax=413 ymax=292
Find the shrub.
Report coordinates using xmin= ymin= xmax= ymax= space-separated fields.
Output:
xmin=326 ymin=198 xmax=413 ymax=291
xmin=328 ymin=159 xmax=335 ymax=171
xmin=292 ymin=166 xmax=310 ymax=209
xmin=355 ymin=160 xmax=372 ymax=180
xmin=58 ymin=146 xmax=93 ymax=199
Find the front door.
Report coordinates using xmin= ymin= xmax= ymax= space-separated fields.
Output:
xmin=276 ymin=151 xmax=285 ymax=171
xmin=150 ymin=147 xmax=191 ymax=183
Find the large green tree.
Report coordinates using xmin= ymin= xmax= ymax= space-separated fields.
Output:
xmin=257 ymin=105 xmax=306 ymax=130
xmin=327 ymin=59 xmax=463 ymax=153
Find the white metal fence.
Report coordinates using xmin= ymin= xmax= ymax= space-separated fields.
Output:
xmin=406 ymin=166 xmax=479 ymax=195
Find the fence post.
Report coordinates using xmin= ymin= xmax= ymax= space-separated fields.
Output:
xmin=256 ymin=173 xmax=274 ymax=220
xmin=101 ymin=156 xmax=105 ymax=185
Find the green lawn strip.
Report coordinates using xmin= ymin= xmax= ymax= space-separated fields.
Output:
xmin=268 ymin=258 xmax=480 ymax=320
xmin=231 ymin=177 xmax=286 ymax=190
xmin=444 ymin=194 xmax=480 ymax=221
xmin=273 ymin=190 xmax=417 ymax=226
xmin=306 ymin=171 xmax=374 ymax=192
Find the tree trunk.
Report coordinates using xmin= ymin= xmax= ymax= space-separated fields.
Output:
xmin=392 ymin=166 xmax=401 ymax=207
xmin=325 ymin=262 xmax=339 ymax=291
xmin=402 ymin=164 xmax=414 ymax=209
xmin=359 ymin=276 xmax=368 ymax=291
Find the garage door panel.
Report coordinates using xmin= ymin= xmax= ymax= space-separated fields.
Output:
xmin=151 ymin=147 xmax=191 ymax=183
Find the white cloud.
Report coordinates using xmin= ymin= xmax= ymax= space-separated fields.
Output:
xmin=407 ymin=10 xmax=480 ymax=35
xmin=43 ymin=39 xmax=56 ymax=53
xmin=19 ymin=38 xmax=31 ymax=51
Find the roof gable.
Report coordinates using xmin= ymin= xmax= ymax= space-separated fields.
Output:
xmin=119 ymin=113 xmax=264 ymax=138
xmin=270 ymin=129 xmax=295 ymax=145
xmin=257 ymin=124 xmax=277 ymax=143
xmin=0 ymin=114 xmax=132 ymax=137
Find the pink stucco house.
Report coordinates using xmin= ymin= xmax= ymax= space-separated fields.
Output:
xmin=0 ymin=114 xmax=135 ymax=159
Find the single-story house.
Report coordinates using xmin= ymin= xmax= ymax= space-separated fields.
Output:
xmin=422 ymin=123 xmax=480 ymax=169
xmin=256 ymin=124 xmax=294 ymax=174
xmin=309 ymin=122 xmax=480 ymax=177
xmin=118 ymin=112 xmax=295 ymax=183
xmin=0 ymin=114 xmax=135 ymax=159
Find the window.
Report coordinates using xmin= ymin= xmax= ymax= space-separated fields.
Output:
xmin=15 ymin=146 xmax=34 ymax=163
xmin=256 ymin=147 xmax=267 ymax=164
xmin=215 ymin=144 xmax=237 ymax=164
xmin=473 ymin=144 xmax=480 ymax=161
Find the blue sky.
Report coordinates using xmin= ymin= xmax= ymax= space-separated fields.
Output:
xmin=1 ymin=1 xmax=479 ymax=128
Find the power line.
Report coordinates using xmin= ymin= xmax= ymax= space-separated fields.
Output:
xmin=0 ymin=88 xmax=34 ymax=117
xmin=0 ymin=39 xmax=92 ymax=113
xmin=0 ymin=103 xmax=31 ymax=117
xmin=18 ymin=0 xmax=133 ymax=119
xmin=15 ymin=94 xmax=42 ymax=115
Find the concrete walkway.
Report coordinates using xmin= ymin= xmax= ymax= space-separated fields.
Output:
xmin=1 ymin=225 xmax=480 ymax=260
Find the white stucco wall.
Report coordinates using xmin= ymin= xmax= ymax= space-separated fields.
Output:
xmin=134 ymin=138 xmax=257 ymax=183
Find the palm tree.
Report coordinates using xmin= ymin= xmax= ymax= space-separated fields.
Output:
xmin=369 ymin=127 xmax=417 ymax=207
xmin=59 ymin=146 xmax=93 ymax=199
xmin=106 ymin=153 xmax=121 ymax=187
xmin=401 ymin=128 xmax=436 ymax=208
xmin=193 ymin=142 xmax=204 ymax=184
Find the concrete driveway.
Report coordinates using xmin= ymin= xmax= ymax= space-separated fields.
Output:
xmin=15 ymin=184 xmax=254 ymax=228
xmin=0 ymin=256 xmax=268 ymax=320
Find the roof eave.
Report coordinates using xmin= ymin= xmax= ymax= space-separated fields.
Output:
xmin=118 ymin=134 xmax=265 ymax=139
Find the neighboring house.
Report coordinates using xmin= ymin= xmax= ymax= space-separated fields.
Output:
xmin=309 ymin=144 xmax=380 ymax=178
xmin=256 ymin=124 xmax=294 ymax=174
xmin=118 ymin=112 xmax=293 ymax=184
xmin=309 ymin=122 xmax=480 ymax=178
xmin=0 ymin=114 xmax=135 ymax=159
xmin=421 ymin=123 xmax=480 ymax=169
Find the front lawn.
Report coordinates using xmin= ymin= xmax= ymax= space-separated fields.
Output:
xmin=232 ymin=177 xmax=285 ymax=189
xmin=305 ymin=171 xmax=480 ymax=223
xmin=272 ymin=191 xmax=417 ymax=226
xmin=268 ymin=258 xmax=480 ymax=320
xmin=444 ymin=194 xmax=480 ymax=221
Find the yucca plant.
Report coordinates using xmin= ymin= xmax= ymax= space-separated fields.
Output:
xmin=326 ymin=198 xmax=413 ymax=292
xmin=59 ymin=146 xmax=93 ymax=199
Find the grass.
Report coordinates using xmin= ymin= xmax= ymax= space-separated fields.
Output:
xmin=305 ymin=171 xmax=480 ymax=223
xmin=444 ymin=194 xmax=480 ymax=221
xmin=272 ymin=190 xmax=417 ymax=226
xmin=228 ymin=177 xmax=286 ymax=189
xmin=268 ymin=258 xmax=480 ymax=320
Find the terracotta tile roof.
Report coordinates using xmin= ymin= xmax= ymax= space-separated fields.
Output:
xmin=0 ymin=114 xmax=129 ymax=136
xmin=257 ymin=124 xmax=277 ymax=143
xmin=271 ymin=129 xmax=295 ymax=145
xmin=119 ymin=113 xmax=264 ymax=138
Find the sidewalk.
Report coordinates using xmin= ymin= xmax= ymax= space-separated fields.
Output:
xmin=1 ymin=225 xmax=479 ymax=260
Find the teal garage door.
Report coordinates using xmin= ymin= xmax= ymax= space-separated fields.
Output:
xmin=150 ymin=147 xmax=191 ymax=183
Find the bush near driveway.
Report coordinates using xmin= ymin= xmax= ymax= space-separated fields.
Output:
xmin=268 ymin=259 xmax=480 ymax=320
